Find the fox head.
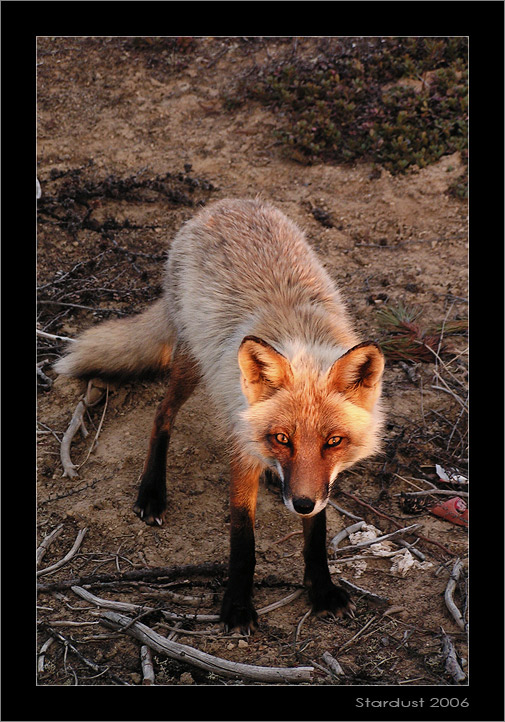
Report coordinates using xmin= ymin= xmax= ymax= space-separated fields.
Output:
xmin=238 ymin=336 xmax=385 ymax=517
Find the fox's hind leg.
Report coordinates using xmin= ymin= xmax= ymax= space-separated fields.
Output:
xmin=133 ymin=345 xmax=200 ymax=526
xmin=302 ymin=510 xmax=356 ymax=618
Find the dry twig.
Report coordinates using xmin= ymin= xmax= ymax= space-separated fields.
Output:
xmin=321 ymin=651 xmax=344 ymax=677
xmin=398 ymin=489 xmax=468 ymax=498
xmin=140 ymin=645 xmax=155 ymax=685
xmin=36 ymin=523 xmax=64 ymax=566
xmin=338 ymin=615 xmax=378 ymax=653
xmin=329 ymin=521 xmax=366 ymax=551
xmin=60 ymin=379 xmax=108 ymax=479
xmin=332 ymin=523 xmax=422 ymax=555
xmin=38 ymin=636 xmax=55 ymax=673
xmin=37 ymin=560 xmax=227 ymax=593
xmin=37 ymin=528 xmax=87 ymax=577
xmin=100 ymin=611 xmax=314 ymax=683
xmin=440 ymin=627 xmax=466 ymax=683
xmin=337 ymin=578 xmax=389 ymax=606
xmin=43 ymin=625 xmax=130 ymax=685
xmin=444 ymin=558 xmax=467 ymax=631
xmin=328 ymin=499 xmax=364 ymax=521
xmin=338 ymin=490 xmax=456 ymax=557
xmin=71 ymin=586 xmax=219 ymax=623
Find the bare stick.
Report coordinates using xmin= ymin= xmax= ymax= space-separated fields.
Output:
xmin=37 ymin=528 xmax=87 ymax=577
xmin=71 ymin=586 xmax=219 ymax=623
xmin=60 ymin=380 xmax=108 ymax=479
xmin=338 ymin=491 xmax=456 ymax=556
xmin=337 ymin=578 xmax=389 ymax=605
xmin=333 ymin=523 xmax=423 ymax=555
xmin=328 ymin=499 xmax=364 ymax=521
xmin=257 ymin=589 xmax=303 ymax=615
xmin=36 ymin=524 xmax=64 ymax=566
xmin=330 ymin=521 xmax=366 ymax=551
xmin=294 ymin=610 xmax=312 ymax=646
xmin=100 ymin=611 xmax=314 ymax=683
xmin=72 ymin=585 xmax=302 ymax=622
xmin=141 ymin=645 xmax=155 ymax=685
xmin=37 ymin=560 xmax=227 ymax=593
xmin=43 ymin=625 xmax=130 ymax=685
xmin=322 ymin=651 xmax=344 ymax=676
xmin=339 ymin=615 xmax=378 ymax=652
xmin=60 ymin=400 xmax=87 ymax=479
xmin=76 ymin=383 xmax=109 ymax=471
xmin=396 ymin=539 xmax=426 ymax=561
xmin=440 ymin=627 xmax=466 ymax=683
xmin=154 ymin=589 xmax=215 ymax=608
xmin=37 ymin=329 xmax=75 ymax=344
xmin=40 ymin=620 xmax=100 ymax=628
xmin=38 ymin=636 xmax=55 ymax=673
xmin=275 ymin=530 xmax=303 ymax=544
xmin=430 ymin=383 xmax=468 ymax=411
xmin=397 ymin=489 xmax=468 ymax=498
xmin=444 ymin=558 xmax=466 ymax=631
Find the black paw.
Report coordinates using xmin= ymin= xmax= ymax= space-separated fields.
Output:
xmin=220 ymin=593 xmax=258 ymax=634
xmin=309 ymin=583 xmax=356 ymax=619
xmin=133 ymin=481 xmax=166 ymax=526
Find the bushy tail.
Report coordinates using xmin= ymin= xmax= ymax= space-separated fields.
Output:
xmin=54 ymin=298 xmax=176 ymax=380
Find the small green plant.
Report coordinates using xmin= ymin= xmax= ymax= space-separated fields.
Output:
xmin=376 ymin=302 xmax=468 ymax=362
xmin=231 ymin=37 xmax=468 ymax=178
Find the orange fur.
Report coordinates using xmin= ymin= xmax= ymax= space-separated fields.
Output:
xmin=55 ymin=198 xmax=385 ymax=630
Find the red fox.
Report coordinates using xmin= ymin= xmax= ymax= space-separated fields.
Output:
xmin=55 ymin=198 xmax=385 ymax=632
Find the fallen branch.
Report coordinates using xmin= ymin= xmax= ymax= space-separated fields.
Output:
xmin=37 ymin=528 xmax=87 ymax=577
xmin=60 ymin=401 xmax=87 ymax=479
xmin=37 ymin=329 xmax=75 ymax=344
xmin=328 ymin=499 xmax=364 ymax=521
xmin=258 ymin=589 xmax=303 ymax=615
xmin=43 ymin=625 xmax=130 ymax=685
xmin=322 ymin=651 xmax=344 ymax=677
xmin=37 ymin=561 xmax=227 ymax=594
xmin=72 ymin=585 xmax=303 ymax=623
xmin=60 ymin=379 xmax=108 ymax=479
xmin=337 ymin=578 xmax=389 ymax=605
xmin=338 ymin=615 xmax=378 ymax=653
xmin=338 ymin=490 xmax=456 ymax=556
xmin=38 ymin=636 xmax=55 ymax=673
xmin=440 ymin=627 xmax=466 ymax=683
xmin=397 ymin=489 xmax=468 ymax=498
xmin=100 ymin=611 xmax=314 ymax=683
xmin=36 ymin=523 xmax=64 ymax=566
xmin=71 ymin=586 xmax=219 ymax=623
xmin=444 ymin=558 xmax=466 ymax=631
xmin=140 ymin=645 xmax=155 ymax=685
xmin=75 ymin=383 xmax=109 ymax=471
xmin=333 ymin=523 xmax=423 ymax=555
xmin=330 ymin=521 xmax=366 ymax=551
xmin=396 ymin=538 xmax=426 ymax=561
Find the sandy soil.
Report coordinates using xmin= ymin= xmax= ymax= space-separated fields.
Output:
xmin=36 ymin=37 xmax=468 ymax=687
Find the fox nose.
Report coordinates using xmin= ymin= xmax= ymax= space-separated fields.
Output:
xmin=292 ymin=497 xmax=316 ymax=515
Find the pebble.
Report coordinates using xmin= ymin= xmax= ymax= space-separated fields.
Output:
xmin=179 ymin=672 xmax=195 ymax=685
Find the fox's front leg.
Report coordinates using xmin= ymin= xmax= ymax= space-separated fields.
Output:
xmin=133 ymin=346 xmax=199 ymax=526
xmin=302 ymin=509 xmax=356 ymax=618
xmin=220 ymin=460 xmax=261 ymax=633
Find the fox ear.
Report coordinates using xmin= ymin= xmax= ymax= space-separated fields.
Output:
xmin=238 ymin=336 xmax=293 ymax=404
xmin=327 ymin=342 xmax=385 ymax=411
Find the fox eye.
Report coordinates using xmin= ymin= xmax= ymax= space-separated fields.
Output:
xmin=327 ymin=436 xmax=343 ymax=447
xmin=274 ymin=433 xmax=290 ymax=445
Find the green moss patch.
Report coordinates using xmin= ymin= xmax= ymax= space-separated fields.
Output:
xmin=227 ymin=37 xmax=467 ymax=180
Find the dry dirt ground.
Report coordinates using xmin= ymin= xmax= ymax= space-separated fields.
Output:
xmin=36 ymin=37 xmax=468 ymax=688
